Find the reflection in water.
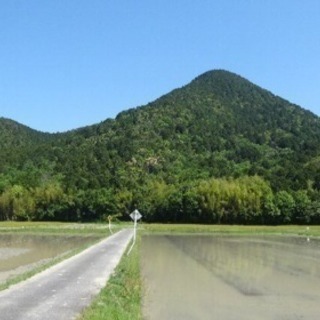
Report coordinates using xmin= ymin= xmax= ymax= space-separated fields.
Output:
xmin=0 ymin=234 xmax=100 ymax=283
xmin=141 ymin=235 xmax=320 ymax=320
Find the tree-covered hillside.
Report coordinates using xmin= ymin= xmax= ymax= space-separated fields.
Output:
xmin=0 ymin=118 xmax=56 ymax=171
xmin=1 ymin=70 xmax=320 ymax=223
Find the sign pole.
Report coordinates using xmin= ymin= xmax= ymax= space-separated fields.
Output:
xmin=108 ymin=215 xmax=113 ymax=234
xmin=127 ymin=209 xmax=142 ymax=255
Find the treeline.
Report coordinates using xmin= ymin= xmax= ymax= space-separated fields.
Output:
xmin=1 ymin=70 xmax=320 ymax=224
xmin=1 ymin=166 xmax=319 ymax=224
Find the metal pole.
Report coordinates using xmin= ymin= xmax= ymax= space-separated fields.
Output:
xmin=127 ymin=209 xmax=142 ymax=255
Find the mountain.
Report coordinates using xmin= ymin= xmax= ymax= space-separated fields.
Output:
xmin=1 ymin=70 xmax=320 ymax=223
xmin=0 ymin=117 xmax=55 ymax=171
xmin=0 ymin=117 xmax=52 ymax=147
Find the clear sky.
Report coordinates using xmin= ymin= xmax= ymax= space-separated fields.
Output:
xmin=1 ymin=0 xmax=320 ymax=133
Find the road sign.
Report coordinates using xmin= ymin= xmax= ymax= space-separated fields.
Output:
xmin=130 ymin=209 xmax=142 ymax=221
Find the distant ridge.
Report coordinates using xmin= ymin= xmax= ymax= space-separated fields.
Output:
xmin=1 ymin=70 xmax=320 ymax=223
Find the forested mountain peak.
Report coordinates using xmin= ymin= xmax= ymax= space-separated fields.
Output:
xmin=1 ymin=70 xmax=320 ymax=223
xmin=191 ymin=70 xmax=292 ymax=110
xmin=192 ymin=69 xmax=247 ymax=84
xmin=146 ymin=69 xmax=298 ymax=119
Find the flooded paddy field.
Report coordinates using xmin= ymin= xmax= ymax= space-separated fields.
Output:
xmin=141 ymin=234 xmax=320 ymax=320
xmin=0 ymin=234 xmax=100 ymax=284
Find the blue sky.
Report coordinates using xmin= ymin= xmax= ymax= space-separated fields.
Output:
xmin=1 ymin=0 xmax=320 ymax=133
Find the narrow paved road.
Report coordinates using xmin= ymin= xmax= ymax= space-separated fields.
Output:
xmin=0 ymin=229 xmax=133 ymax=320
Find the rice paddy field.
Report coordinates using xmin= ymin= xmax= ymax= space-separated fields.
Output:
xmin=1 ymin=222 xmax=320 ymax=319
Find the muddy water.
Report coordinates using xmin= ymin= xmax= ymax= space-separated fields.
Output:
xmin=141 ymin=235 xmax=320 ymax=320
xmin=0 ymin=234 xmax=100 ymax=283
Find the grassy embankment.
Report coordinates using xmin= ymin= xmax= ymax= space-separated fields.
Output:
xmin=141 ymin=223 xmax=320 ymax=236
xmin=0 ymin=221 xmax=124 ymax=235
xmin=78 ymin=223 xmax=320 ymax=320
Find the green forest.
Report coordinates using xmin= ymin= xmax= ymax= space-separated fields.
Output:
xmin=1 ymin=70 xmax=320 ymax=224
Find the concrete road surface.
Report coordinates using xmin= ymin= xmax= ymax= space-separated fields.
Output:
xmin=0 ymin=229 xmax=133 ymax=320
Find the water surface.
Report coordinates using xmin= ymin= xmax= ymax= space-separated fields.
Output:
xmin=0 ymin=234 xmax=100 ymax=283
xmin=141 ymin=235 xmax=320 ymax=320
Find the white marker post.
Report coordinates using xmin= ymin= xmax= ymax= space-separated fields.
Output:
xmin=108 ymin=215 xmax=113 ymax=234
xmin=127 ymin=209 xmax=142 ymax=255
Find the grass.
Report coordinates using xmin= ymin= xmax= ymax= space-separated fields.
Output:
xmin=0 ymin=221 xmax=124 ymax=236
xmin=78 ymin=236 xmax=142 ymax=320
xmin=141 ymin=223 xmax=320 ymax=237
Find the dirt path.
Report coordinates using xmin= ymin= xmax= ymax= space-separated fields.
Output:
xmin=0 ymin=229 xmax=133 ymax=320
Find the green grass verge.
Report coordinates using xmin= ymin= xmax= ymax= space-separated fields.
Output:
xmin=78 ymin=236 xmax=142 ymax=320
xmin=0 ymin=221 xmax=125 ymax=236
xmin=140 ymin=223 xmax=320 ymax=237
